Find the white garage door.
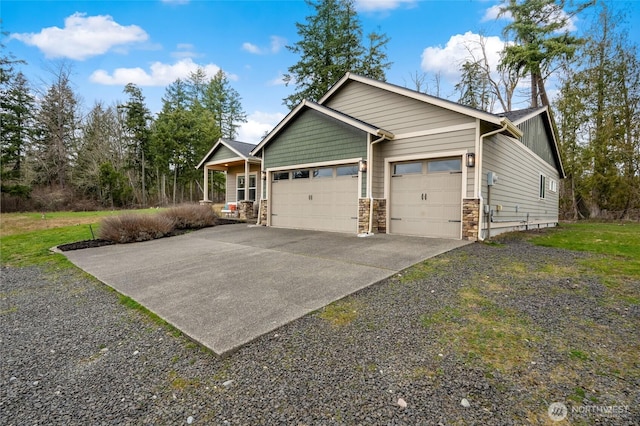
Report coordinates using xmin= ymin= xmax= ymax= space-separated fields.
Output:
xmin=389 ymin=157 xmax=462 ymax=239
xmin=270 ymin=164 xmax=359 ymax=233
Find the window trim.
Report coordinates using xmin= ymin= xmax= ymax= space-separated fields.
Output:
xmin=237 ymin=173 xmax=257 ymax=201
xmin=539 ymin=173 xmax=546 ymax=199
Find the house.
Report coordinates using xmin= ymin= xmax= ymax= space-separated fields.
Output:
xmin=197 ymin=138 xmax=261 ymax=219
xmin=200 ymin=73 xmax=564 ymax=240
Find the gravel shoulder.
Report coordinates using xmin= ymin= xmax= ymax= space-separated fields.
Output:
xmin=1 ymin=238 xmax=639 ymax=425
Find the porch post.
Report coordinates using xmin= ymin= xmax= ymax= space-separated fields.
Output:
xmin=203 ymin=166 xmax=209 ymax=202
xmin=244 ymin=160 xmax=250 ymax=200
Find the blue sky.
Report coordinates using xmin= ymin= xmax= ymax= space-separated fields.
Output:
xmin=3 ymin=0 xmax=639 ymax=143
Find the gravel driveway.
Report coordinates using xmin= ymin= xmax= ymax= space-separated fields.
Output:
xmin=2 ymin=238 xmax=638 ymax=425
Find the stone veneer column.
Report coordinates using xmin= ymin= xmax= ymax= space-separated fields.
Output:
xmin=462 ymin=199 xmax=480 ymax=241
xmin=358 ymin=198 xmax=370 ymax=234
xmin=258 ymin=199 xmax=268 ymax=225
xmin=358 ymin=198 xmax=387 ymax=234
xmin=374 ymin=199 xmax=387 ymax=233
xmin=238 ymin=201 xmax=255 ymax=221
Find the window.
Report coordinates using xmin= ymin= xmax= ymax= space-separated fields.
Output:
xmin=293 ymin=170 xmax=310 ymax=179
xmin=313 ymin=167 xmax=333 ymax=178
xmin=539 ymin=174 xmax=546 ymax=199
xmin=237 ymin=174 xmax=257 ymax=201
xmin=427 ymin=158 xmax=462 ymax=173
xmin=336 ymin=164 xmax=358 ymax=176
xmin=393 ymin=162 xmax=422 ymax=175
xmin=273 ymin=171 xmax=289 ymax=181
xmin=549 ymin=178 xmax=558 ymax=193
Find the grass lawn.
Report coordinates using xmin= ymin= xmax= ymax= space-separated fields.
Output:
xmin=532 ymin=222 xmax=640 ymax=304
xmin=0 ymin=209 xmax=159 ymax=267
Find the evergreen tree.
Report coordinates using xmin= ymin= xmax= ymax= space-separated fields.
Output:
xmin=119 ymin=83 xmax=152 ymax=206
xmin=1 ymin=71 xmax=35 ymax=182
xmin=203 ymin=70 xmax=246 ymax=139
xmin=455 ymin=60 xmax=492 ymax=111
xmin=32 ymin=65 xmax=80 ymax=189
xmin=499 ymin=0 xmax=592 ymax=107
xmin=283 ymin=0 xmax=391 ymax=108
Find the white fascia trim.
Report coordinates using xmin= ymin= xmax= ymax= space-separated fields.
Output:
xmin=393 ymin=122 xmax=477 ymax=140
xmin=266 ymin=157 xmax=363 ymax=172
xmin=197 ymin=138 xmax=257 ymax=169
xmin=508 ymin=106 xmax=547 ymax=125
xmin=251 ymin=99 xmax=392 ymax=156
xmin=251 ymin=101 xmax=307 ymax=155
xmin=203 ymin=156 xmax=244 ymax=169
xmin=196 ymin=139 xmax=224 ymax=169
xmin=319 ymin=73 xmax=504 ymax=126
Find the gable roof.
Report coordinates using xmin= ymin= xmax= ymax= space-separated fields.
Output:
xmin=498 ymin=106 xmax=565 ymax=178
xmin=319 ymin=72 xmax=522 ymax=138
xmin=250 ymin=99 xmax=394 ymax=155
xmin=196 ymin=138 xmax=259 ymax=169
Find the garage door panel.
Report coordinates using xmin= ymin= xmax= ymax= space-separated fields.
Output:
xmin=390 ymin=158 xmax=462 ymax=239
xmin=271 ymin=165 xmax=358 ymax=233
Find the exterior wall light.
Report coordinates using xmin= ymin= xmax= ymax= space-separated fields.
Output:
xmin=359 ymin=160 xmax=367 ymax=172
xmin=466 ymin=153 xmax=476 ymax=168
xmin=261 ymin=171 xmax=267 ymax=180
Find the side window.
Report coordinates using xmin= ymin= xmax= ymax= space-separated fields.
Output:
xmin=293 ymin=170 xmax=310 ymax=179
xmin=313 ymin=167 xmax=333 ymax=178
xmin=336 ymin=165 xmax=358 ymax=176
xmin=427 ymin=158 xmax=462 ymax=173
xmin=237 ymin=175 xmax=246 ymax=201
xmin=539 ymin=174 xmax=546 ymax=199
xmin=273 ymin=172 xmax=289 ymax=181
xmin=393 ymin=162 xmax=422 ymax=175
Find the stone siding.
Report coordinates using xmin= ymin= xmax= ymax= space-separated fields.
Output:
xmin=358 ymin=198 xmax=387 ymax=234
xmin=462 ymin=198 xmax=480 ymax=241
xmin=238 ymin=201 xmax=255 ymax=221
xmin=258 ymin=199 xmax=268 ymax=225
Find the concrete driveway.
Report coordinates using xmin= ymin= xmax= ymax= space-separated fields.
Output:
xmin=64 ymin=224 xmax=469 ymax=355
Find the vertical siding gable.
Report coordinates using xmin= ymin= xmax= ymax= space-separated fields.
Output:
xmin=264 ymin=109 xmax=367 ymax=169
xmin=517 ymin=115 xmax=560 ymax=170
xmin=325 ymin=81 xmax=475 ymax=134
xmin=209 ymin=145 xmax=241 ymax=163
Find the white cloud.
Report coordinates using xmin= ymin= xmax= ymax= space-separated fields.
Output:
xmin=482 ymin=4 xmax=509 ymax=22
xmin=269 ymin=36 xmax=287 ymax=53
xmin=242 ymin=36 xmax=287 ymax=55
xmin=421 ymin=31 xmax=506 ymax=82
xmin=171 ymin=43 xmax=201 ymax=59
xmin=267 ymin=73 xmax=287 ymax=86
xmin=237 ymin=111 xmax=286 ymax=144
xmin=11 ymin=13 xmax=148 ymax=60
xmin=90 ymin=58 xmax=226 ymax=86
xmin=355 ymin=0 xmax=416 ymax=12
xmin=242 ymin=42 xmax=261 ymax=54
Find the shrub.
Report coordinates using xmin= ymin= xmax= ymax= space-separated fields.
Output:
xmin=99 ymin=214 xmax=175 ymax=243
xmin=159 ymin=204 xmax=218 ymax=230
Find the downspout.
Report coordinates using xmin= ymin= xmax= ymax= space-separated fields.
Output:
xmin=477 ymin=121 xmax=509 ymax=241
xmin=359 ymin=131 xmax=391 ymax=237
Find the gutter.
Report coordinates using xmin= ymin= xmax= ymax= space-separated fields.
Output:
xmin=358 ymin=130 xmax=392 ymax=237
xmin=477 ymin=121 xmax=510 ymax=241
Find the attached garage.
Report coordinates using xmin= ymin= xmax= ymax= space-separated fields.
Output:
xmin=389 ymin=157 xmax=463 ymax=239
xmin=270 ymin=164 xmax=360 ymax=233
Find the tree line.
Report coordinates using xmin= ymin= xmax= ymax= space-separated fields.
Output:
xmin=440 ymin=0 xmax=639 ymax=220
xmin=1 ymin=58 xmax=245 ymax=211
